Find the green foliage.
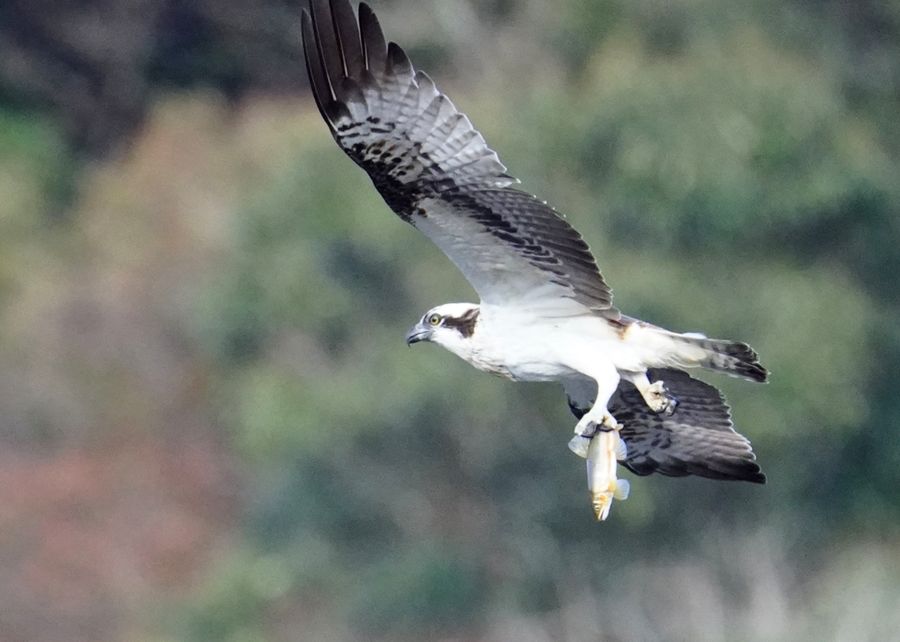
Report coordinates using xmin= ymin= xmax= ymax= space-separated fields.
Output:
xmin=0 ymin=108 xmax=75 ymax=303
xmin=173 ymin=2 xmax=900 ymax=638
xmin=3 ymin=0 xmax=900 ymax=640
xmin=347 ymin=545 xmax=487 ymax=635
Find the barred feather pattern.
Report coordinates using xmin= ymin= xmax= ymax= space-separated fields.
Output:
xmin=301 ymin=0 xmax=617 ymax=314
xmin=569 ymin=368 xmax=766 ymax=483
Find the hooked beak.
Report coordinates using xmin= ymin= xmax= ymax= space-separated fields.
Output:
xmin=405 ymin=323 xmax=432 ymax=346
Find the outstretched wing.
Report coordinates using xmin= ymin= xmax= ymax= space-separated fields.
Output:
xmin=301 ymin=0 xmax=617 ymax=316
xmin=566 ymin=369 xmax=765 ymax=483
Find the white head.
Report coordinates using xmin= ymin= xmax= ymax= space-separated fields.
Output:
xmin=405 ymin=302 xmax=481 ymax=357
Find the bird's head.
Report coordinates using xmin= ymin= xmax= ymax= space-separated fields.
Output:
xmin=405 ymin=303 xmax=480 ymax=353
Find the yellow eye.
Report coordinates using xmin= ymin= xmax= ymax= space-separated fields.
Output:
xmin=428 ymin=313 xmax=442 ymax=326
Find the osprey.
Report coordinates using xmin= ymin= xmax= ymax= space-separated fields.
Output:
xmin=301 ymin=0 xmax=768 ymax=520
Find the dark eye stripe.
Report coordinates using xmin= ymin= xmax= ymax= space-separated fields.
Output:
xmin=442 ymin=308 xmax=480 ymax=338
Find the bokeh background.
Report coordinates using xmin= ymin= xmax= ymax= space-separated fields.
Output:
xmin=2 ymin=0 xmax=899 ymax=640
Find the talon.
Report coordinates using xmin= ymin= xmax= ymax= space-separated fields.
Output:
xmin=600 ymin=412 xmax=622 ymax=432
xmin=574 ymin=408 xmax=621 ymax=435
xmin=574 ymin=416 xmax=596 ymax=436
xmin=663 ymin=395 xmax=679 ymax=416
xmin=645 ymin=380 xmax=677 ymax=415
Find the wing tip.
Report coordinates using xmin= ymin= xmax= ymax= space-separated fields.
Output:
xmin=387 ymin=41 xmax=413 ymax=75
xmin=301 ymin=7 xmax=337 ymax=129
xmin=358 ymin=2 xmax=387 ymax=70
xmin=623 ymin=458 xmax=768 ymax=484
xmin=329 ymin=0 xmax=365 ymax=77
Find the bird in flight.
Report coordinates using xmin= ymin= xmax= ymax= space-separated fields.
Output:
xmin=301 ymin=0 xmax=768 ymax=520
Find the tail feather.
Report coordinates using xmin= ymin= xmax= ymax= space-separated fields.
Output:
xmin=671 ymin=335 xmax=768 ymax=383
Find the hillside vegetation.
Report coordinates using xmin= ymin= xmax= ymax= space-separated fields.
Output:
xmin=1 ymin=1 xmax=898 ymax=640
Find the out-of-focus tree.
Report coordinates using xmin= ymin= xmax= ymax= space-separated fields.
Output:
xmin=0 ymin=1 xmax=898 ymax=641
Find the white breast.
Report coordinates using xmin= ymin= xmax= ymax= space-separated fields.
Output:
xmin=464 ymin=307 xmax=611 ymax=382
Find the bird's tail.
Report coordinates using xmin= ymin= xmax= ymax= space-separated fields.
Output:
xmin=666 ymin=332 xmax=768 ymax=383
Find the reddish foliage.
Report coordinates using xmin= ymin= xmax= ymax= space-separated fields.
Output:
xmin=0 ymin=438 xmax=236 ymax=641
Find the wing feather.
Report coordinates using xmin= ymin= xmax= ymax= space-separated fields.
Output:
xmin=302 ymin=0 xmax=617 ymax=315
xmin=358 ymin=3 xmax=387 ymax=70
xmin=329 ymin=0 xmax=365 ymax=77
xmin=566 ymin=369 xmax=766 ymax=483
xmin=301 ymin=11 xmax=334 ymax=124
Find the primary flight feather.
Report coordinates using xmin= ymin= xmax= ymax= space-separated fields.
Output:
xmin=301 ymin=0 xmax=768 ymax=520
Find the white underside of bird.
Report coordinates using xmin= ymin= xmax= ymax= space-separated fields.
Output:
xmin=407 ymin=301 xmax=723 ymax=518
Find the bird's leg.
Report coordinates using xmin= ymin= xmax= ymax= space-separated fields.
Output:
xmin=569 ymin=427 xmax=627 ymax=461
xmin=628 ymin=372 xmax=678 ymax=415
xmin=573 ymin=406 xmax=621 ymax=436
xmin=572 ymin=365 xmax=622 ymax=436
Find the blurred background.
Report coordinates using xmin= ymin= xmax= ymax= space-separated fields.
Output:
xmin=1 ymin=0 xmax=899 ymax=640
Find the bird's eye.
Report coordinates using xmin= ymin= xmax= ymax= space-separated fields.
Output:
xmin=428 ymin=313 xmax=442 ymax=326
